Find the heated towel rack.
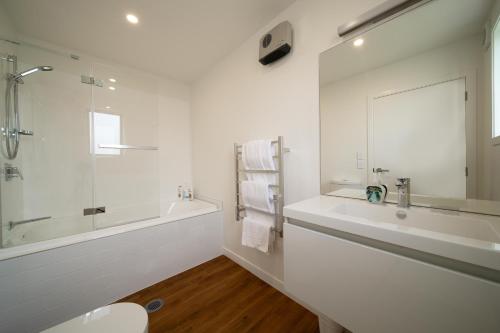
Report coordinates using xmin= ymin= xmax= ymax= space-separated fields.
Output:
xmin=234 ymin=136 xmax=288 ymax=237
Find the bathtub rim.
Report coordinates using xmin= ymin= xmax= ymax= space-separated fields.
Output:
xmin=0 ymin=199 xmax=221 ymax=261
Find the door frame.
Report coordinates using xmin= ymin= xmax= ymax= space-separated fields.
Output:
xmin=367 ymin=69 xmax=477 ymax=199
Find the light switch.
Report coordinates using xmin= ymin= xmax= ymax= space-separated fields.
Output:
xmin=357 ymin=159 xmax=366 ymax=169
xmin=356 ymin=151 xmax=366 ymax=169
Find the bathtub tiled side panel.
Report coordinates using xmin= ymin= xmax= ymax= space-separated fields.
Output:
xmin=0 ymin=211 xmax=223 ymax=333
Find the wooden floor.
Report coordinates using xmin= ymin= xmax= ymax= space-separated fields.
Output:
xmin=119 ymin=255 xmax=319 ymax=333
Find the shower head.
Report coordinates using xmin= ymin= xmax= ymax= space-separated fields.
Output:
xmin=10 ymin=66 xmax=53 ymax=82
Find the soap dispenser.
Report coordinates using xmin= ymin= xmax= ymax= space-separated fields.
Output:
xmin=366 ymin=168 xmax=388 ymax=204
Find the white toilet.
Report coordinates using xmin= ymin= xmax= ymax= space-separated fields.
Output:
xmin=42 ymin=303 xmax=148 ymax=333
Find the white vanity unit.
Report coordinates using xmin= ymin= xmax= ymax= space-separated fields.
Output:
xmin=283 ymin=196 xmax=500 ymax=333
xmin=309 ymin=0 xmax=500 ymax=331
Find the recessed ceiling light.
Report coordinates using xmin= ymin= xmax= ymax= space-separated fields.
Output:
xmin=109 ymin=86 xmax=116 ymax=91
xmin=105 ymin=106 xmax=111 ymax=109
xmin=353 ymin=38 xmax=364 ymax=47
xmin=126 ymin=14 xmax=139 ymax=24
xmin=109 ymin=78 xmax=116 ymax=83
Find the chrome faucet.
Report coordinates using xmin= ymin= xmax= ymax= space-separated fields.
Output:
xmin=395 ymin=178 xmax=410 ymax=208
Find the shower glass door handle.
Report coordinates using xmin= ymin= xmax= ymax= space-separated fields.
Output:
xmin=17 ymin=129 xmax=34 ymax=136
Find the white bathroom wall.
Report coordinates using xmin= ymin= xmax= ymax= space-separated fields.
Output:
xmin=158 ymin=80 xmax=192 ymax=202
xmin=479 ymin=0 xmax=500 ymax=201
xmin=0 ymin=2 xmax=16 ymax=39
xmin=320 ymin=35 xmax=482 ymax=196
xmin=191 ymin=0 xmax=386 ymax=281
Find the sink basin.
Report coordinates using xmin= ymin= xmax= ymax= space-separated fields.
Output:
xmin=283 ymin=195 xmax=500 ymax=272
xmin=330 ymin=202 xmax=500 ymax=244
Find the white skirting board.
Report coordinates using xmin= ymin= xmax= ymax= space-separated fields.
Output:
xmin=222 ymin=247 xmax=285 ymax=291
xmin=222 ymin=246 xmax=343 ymax=333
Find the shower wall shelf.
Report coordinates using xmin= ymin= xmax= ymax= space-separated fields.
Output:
xmin=98 ymin=144 xmax=159 ymax=151
xmin=234 ymin=136 xmax=288 ymax=237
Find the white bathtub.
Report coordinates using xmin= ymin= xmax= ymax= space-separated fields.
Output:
xmin=0 ymin=198 xmax=223 ymax=332
xmin=0 ymin=198 xmax=220 ymax=260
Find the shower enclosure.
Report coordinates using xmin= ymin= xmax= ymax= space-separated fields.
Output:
xmin=0 ymin=40 xmax=160 ymax=248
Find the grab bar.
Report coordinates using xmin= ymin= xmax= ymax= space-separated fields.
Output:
xmin=9 ymin=216 xmax=51 ymax=230
xmin=98 ymin=144 xmax=158 ymax=151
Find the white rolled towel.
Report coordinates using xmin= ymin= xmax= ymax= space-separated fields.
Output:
xmin=242 ymin=139 xmax=275 ymax=171
xmin=240 ymin=180 xmax=275 ymax=214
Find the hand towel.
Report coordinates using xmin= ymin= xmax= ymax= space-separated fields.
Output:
xmin=242 ymin=140 xmax=275 ymax=171
xmin=240 ymin=180 xmax=275 ymax=214
xmin=241 ymin=210 xmax=275 ymax=254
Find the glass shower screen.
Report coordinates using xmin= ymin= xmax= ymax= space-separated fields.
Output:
xmin=91 ymin=63 xmax=160 ymax=229
xmin=0 ymin=41 xmax=160 ymax=248
xmin=0 ymin=42 xmax=94 ymax=247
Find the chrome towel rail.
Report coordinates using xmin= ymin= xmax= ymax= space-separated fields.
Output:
xmin=9 ymin=216 xmax=52 ymax=230
xmin=234 ymin=136 xmax=288 ymax=237
xmin=238 ymin=169 xmax=280 ymax=174
xmin=236 ymin=148 xmax=290 ymax=157
xmin=237 ymin=181 xmax=279 ymax=189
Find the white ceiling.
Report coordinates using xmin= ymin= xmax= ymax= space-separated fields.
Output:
xmin=1 ymin=0 xmax=296 ymax=82
xmin=320 ymin=0 xmax=494 ymax=86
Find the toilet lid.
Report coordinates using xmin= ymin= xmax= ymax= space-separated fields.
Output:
xmin=42 ymin=303 xmax=148 ymax=333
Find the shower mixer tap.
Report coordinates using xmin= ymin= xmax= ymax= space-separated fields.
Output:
xmin=4 ymin=163 xmax=23 ymax=181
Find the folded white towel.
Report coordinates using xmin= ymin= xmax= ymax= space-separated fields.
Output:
xmin=241 ymin=210 xmax=275 ymax=254
xmin=242 ymin=140 xmax=275 ymax=171
xmin=240 ymin=180 xmax=275 ymax=213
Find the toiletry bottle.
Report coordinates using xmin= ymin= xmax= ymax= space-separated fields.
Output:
xmin=188 ymin=187 xmax=194 ymax=201
xmin=182 ymin=183 xmax=190 ymax=200
xmin=366 ymin=169 xmax=388 ymax=204
xmin=177 ymin=186 xmax=183 ymax=200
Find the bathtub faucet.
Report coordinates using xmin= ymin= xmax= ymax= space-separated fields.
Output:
xmin=395 ymin=178 xmax=410 ymax=208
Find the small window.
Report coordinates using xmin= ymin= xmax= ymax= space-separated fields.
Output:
xmin=91 ymin=112 xmax=121 ymax=155
xmin=493 ymin=17 xmax=500 ymax=144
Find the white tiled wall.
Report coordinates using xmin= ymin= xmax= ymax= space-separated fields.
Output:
xmin=0 ymin=211 xmax=223 ymax=333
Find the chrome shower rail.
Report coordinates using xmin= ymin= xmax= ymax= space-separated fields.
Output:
xmin=9 ymin=216 xmax=52 ymax=230
xmin=234 ymin=136 xmax=288 ymax=237
xmin=3 ymin=54 xmax=53 ymax=159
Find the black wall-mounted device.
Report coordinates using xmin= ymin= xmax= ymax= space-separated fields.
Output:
xmin=259 ymin=21 xmax=293 ymax=65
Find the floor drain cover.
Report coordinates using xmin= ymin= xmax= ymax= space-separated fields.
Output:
xmin=145 ymin=298 xmax=164 ymax=313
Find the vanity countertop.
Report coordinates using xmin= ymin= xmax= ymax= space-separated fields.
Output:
xmin=284 ymin=196 xmax=500 ymax=272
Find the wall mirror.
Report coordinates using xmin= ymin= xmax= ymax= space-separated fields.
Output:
xmin=320 ymin=0 xmax=500 ymax=215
